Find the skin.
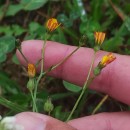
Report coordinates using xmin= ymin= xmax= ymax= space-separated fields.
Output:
xmin=15 ymin=40 xmax=130 ymax=130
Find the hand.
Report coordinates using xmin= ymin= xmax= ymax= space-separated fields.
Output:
xmin=10 ymin=40 xmax=130 ymax=130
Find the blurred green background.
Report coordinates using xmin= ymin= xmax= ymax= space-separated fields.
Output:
xmin=0 ymin=0 xmax=130 ymax=120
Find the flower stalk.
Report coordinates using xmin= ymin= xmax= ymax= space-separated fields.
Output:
xmin=92 ymin=94 xmax=109 ymax=114
xmin=32 ymin=18 xmax=61 ymax=112
xmin=66 ymin=51 xmax=97 ymax=121
xmin=66 ymin=32 xmax=107 ymax=121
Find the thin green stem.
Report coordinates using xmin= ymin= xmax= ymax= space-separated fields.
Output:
xmin=83 ymin=51 xmax=96 ymax=90
xmin=30 ymin=90 xmax=37 ymax=112
xmin=75 ymin=77 xmax=95 ymax=117
xmin=33 ymin=34 xmax=48 ymax=112
xmin=18 ymin=48 xmax=28 ymax=64
xmin=92 ymin=94 xmax=109 ymax=115
xmin=32 ymin=41 xmax=81 ymax=112
xmin=66 ymin=51 xmax=96 ymax=121
xmin=42 ymin=46 xmax=80 ymax=76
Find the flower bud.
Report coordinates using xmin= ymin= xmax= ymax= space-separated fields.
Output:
xmin=94 ymin=32 xmax=106 ymax=45
xmin=27 ymin=78 xmax=35 ymax=91
xmin=100 ymin=53 xmax=116 ymax=67
xmin=44 ymin=98 xmax=54 ymax=114
xmin=93 ymin=66 xmax=101 ymax=76
xmin=27 ymin=63 xmax=36 ymax=78
xmin=46 ymin=18 xmax=61 ymax=32
xmin=94 ymin=45 xmax=100 ymax=52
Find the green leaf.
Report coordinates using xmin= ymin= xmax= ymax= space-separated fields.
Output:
xmin=57 ymin=14 xmax=73 ymax=27
xmin=0 ymin=36 xmax=16 ymax=63
xmin=102 ymin=37 xmax=123 ymax=52
xmin=73 ymin=0 xmax=87 ymax=22
xmin=50 ymin=28 xmax=67 ymax=44
xmin=63 ymin=80 xmax=81 ymax=93
xmin=29 ymin=22 xmax=42 ymax=32
xmin=0 ymin=26 xmax=13 ymax=36
xmin=0 ymin=96 xmax=27 ymax=112
xmin=53 ymin=106 xmax=69 ymax=121
xmin=124 ymin=17 xmax=130 ymax=32
xmin=0 ymin=71 xmax=20 ymax=94
xmin=12 ymin=25 xmax=26 ymax=36
xmin=12 ymin=54 xmax=20 ymax=65
xmin=90 ymin=0 xmax=104 ymax=21
xmin=51 ymin=92 xmax=76 ymax=101
xmin=25 ymin=22 xmax=46 ymax=40
xmin=21 ymin=0 xmax=48 ymax=11
xmin=80 ymin=20 xmax=101 ymax=46
xmin=6 ymin=4 xmax=23 ymax=16
xmin=0 ymin=25 xmax=26 ymax=36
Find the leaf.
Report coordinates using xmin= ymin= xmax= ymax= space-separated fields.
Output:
xmin=102 ymin=37 xmax=123 ymax=52
xmin=0 ymin=71 xmax=20 ymax=94
xmin=12 ymin=25 xmax=26 ymax=36
xmin=109 ymin=0 xmax=126 ymax=21
xmin=72 ymin=0 xmax=87 ymax=22
xmin=6 ymin=4 xmax=23 ymax=16
xmin=50 ymin=28 xmax=67 ymax=44
xmin=0 ymin=36 xmax=16 ymax=63
xmin=0 ymin=26 xmax=13 ymax=35
xmin=90 ymin=0 xmax=104 ymax=21
xmin=29 ymin=22 xmax=42 ymax=32
xmin=57 ymin=14 xmax=73 ymax=27
xmin=25 ymin=22 xmax=46 ymax=40
xmin=80 ymin=20 xmax=100 ymax=34
xmin=12 ymin=54 xmax=20 ymax=65
xmin=63 ymin=80 xmax=81 ymax=93
xmin=53 ymin=106 xmax=69 ymax=121
xmin=0 ymin=96 xmax=27 ymax=112
xmin=124 ymin=17 xmax=130 ymax=32
xmin=51 ymin=92 xmax=76 ymax=101
xmin=79 ymin=20 xmax=101 ymax=46
xmin=21 ymin=0 xmax=48 ymax=11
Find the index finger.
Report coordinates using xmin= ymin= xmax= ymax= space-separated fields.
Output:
xmin=16 ymin=40 xmax=130 ymax=105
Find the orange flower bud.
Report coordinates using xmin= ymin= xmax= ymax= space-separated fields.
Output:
xmin=100 ymin=53 xmax=116 ymax=66
xmin=46 ymin=18 xmax=61 ymax=32
xmin=27 ymin=63 xmax=36 ymax=78
xmin=94 ymin=32 xmax=106 ymax=45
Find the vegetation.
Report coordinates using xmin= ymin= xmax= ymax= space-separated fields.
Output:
xmin=0 ymin=0 xmax=130 ymax=121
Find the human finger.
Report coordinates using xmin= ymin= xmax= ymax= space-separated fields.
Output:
xmin=68 ymin=112 xmax=130 ymax=130
xmin=16 ymin=40 xmax=130 ymax=105
xmin=1 ymin=112 xmax=76 ymax=130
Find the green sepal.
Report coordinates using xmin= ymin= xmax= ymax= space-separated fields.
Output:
xmin=93 ymin=66 xmax=101 ymax=76
xmin=27 ymin=78 xmax=35 ymax=91
xmin=94 ymin=45 xmax=100 ymax=52
xmin=44 ymin=97 xmax=54 ymax=113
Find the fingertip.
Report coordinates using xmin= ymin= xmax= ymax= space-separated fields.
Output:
xmin=15 ymin=112 xmax=46 ymax=130
xmin=15 ymin=112 xmax=76 ymax=130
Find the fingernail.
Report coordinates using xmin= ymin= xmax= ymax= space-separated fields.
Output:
xmin=0 ymin=116 xmax=24 ymax=130
xmin=15 ymin=112 xmax=46 ymax=130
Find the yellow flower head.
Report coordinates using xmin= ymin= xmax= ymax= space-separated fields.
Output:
xmin=27 ymin=63 xmax=36 ymax=78
xmin=94 ymin=32 xmax=106 ymax=45
xmin=100 ymin=53 xmax=116 ymax=66
xmin=46 ymin=18 xmax=61 ymax=32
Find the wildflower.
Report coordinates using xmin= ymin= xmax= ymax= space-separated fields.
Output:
xmin=94 ymin=32 xmax=106 ymax=45
xmin=100 ymin=53 xmax=116 ymax=67
xmin=46 ymin=18 xmax=61 ymax=32
xmin=94 ymin=53 xmax=116 ymax=76
xmin=27 ymin=63 xmax=36 ymax=78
